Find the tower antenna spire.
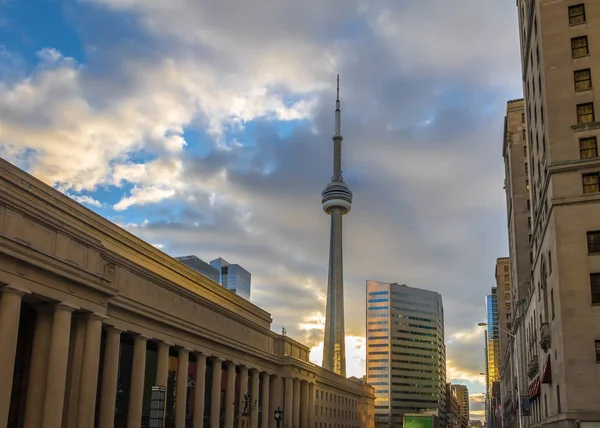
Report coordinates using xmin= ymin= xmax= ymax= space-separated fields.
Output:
xmin=334 ymin=74 xmax=341 ymax=138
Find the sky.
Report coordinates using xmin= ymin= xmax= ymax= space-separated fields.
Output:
xmin=0 ymin=0 xmax=523 ymax=420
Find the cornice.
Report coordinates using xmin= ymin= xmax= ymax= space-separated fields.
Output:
xmin=571 ymin=121 xmax=600 ymax=133
xmin=109 ymin=296 xmax=280 ymax=371
xmin=0 ymin=234 xmax=118 ymax=296
xmin=0 ymin=158 xmax=271 ymax=323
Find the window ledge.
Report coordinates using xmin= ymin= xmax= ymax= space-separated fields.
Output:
xmin=573 ymin=122 xmax=600 ymax=133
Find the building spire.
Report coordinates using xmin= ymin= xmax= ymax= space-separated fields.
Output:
xmin=335 ymin=74 xmax=341 ymax=138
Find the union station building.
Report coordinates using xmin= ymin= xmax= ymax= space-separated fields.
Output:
xmin=0 ymin=158 xmax=375 ymax=428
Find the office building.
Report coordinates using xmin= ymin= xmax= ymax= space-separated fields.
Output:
xmin=446 ymin=384 xmax=460 ymax=428
xmin=485 ymin=289 xmax=500 ymax=428
xmin=504 ymin=2 xmax=600 ymax=427
xmin=366 ymin=280 xmax=446 ymax=428
xmin=501 ymin=98 xmax=532 ymax=428
xmin=210 ymin=257 xmax=252 ymax=300
xmin=321 ymin=76 xmax=353 ymax=377
xmin=175 ymin=255 xmax=220 ymax=283
xmin=451 ymin=384 xmax=469 ymax=428
xmin=0 ymin=157 xmax=375 ymax=428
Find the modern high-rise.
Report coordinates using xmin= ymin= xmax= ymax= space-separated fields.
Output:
xmin=175 ymin=255 xmax=220 ymax=283
xmin=321 ymin=76 xmax=353 ymax=377
xmin=210 ymin=257 xmax=252 ymax=300
xmin=485 ymin=289 xmax=500 ymax=428
xmin=504 ymin=2 xmax=600 ymax=428
xmin=451 ymin=384 xmax=469 ymax=428
xmin=366 ymin=280 xmax=446 ymax=428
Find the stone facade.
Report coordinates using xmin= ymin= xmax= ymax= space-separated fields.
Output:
xmin=507 ymin=1 xmax=600 ymax=428
xmin=0 ymin=157 xmax=375 ymax=428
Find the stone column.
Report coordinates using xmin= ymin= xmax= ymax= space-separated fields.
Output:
xmin=99 ymin=327 xmax=122 ymax=428
xmin=42 ymin=303 xmax=77 ymax=428
xmin=64 ymin=316 xmax=86 ymax=428
xmin=299 ymin=381 xmax=308 ymax=428
xmin=0 ymin=285 xmax=28 ymax=428
xmin=238 ymin=365 xmax=249 ymax=417
xmin=156 ymin=341 xmax=171 ymax=387
xmin=269 ymin=376 xmax=282 ymax=428
xmin=260 ymin=373 xmax=270 ymax=428
xmin=284 ymin=378 xmax=293 ymax=428
xmin=210 ymin=357 xmax=223 ymax=428
xmin=250 ymin=370 xmax=260 ymax=428
xmin=292 ymin=379 xmax=300 ymax=428
xmin=77 ymin=314 xmax=104 ymax=428
xmin=127 ymin=335 xmax=148 ymax=428
xmin=176 ymin=348 xmax=190 ymax=428
xmin=23 ymin=304 xmax=52 ymax=428
xmin=194 ymin=353 xmax=207 ymax=428
xmin=224 ymin=362 xmax=237 ymax=428
xmin=307 ymin=383 xmax=315 ymax=428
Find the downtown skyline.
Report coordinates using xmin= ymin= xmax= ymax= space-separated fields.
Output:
xmin=0 ymin=0 xmax=523 ymax=420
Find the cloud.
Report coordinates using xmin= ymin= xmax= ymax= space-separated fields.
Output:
xmin=0 ymin=0 xmax=522 ymax=390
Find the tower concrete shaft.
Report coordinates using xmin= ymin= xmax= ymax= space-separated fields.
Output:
xmin=321 ymin=75 xmax=352 ymax=377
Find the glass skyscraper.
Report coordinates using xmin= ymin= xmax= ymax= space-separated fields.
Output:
xmin=485 ymin=288 xmax=500 ymax=428
xmin=210 ymin=257 xmax=252 ymax=300
xmin=366 ymin=281 xmax=446 ymax=428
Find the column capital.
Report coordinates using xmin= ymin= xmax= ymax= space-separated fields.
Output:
xmin=177 ymin=347 xmax=192 ymax=354
xmin=211 ymin=356 xmax=224 ymax=362
xmin=82 ymin=312 xmax=108 ymax=321
xmin=157 ymin=340 xmax=173 ymax=348
xmin=1 ymin=284 xmax=30 ymax=296
xmin=103 ymin=324 xmax=123 ymax=334
xmin=54 ymin=302 xmax=79 ymax=312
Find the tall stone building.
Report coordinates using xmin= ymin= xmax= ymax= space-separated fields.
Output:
xmin=366 ymin=280 xmax=446 ymax=427
xmin=502 ymin=99 xmax=532 ymax=428
xmin=451 ymin=385 xmax=469 ymax=428
xmin=504 ymin=1 xmax=600 ymax=428
xmin=0 ymin=157 xmax=375 ymax=428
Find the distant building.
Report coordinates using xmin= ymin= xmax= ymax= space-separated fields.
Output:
xmin=366 ymin=280 xmax=446 ymax=427
xmin=485 ymin=289 xmax=500 ymax=428
xmin=175 ymin=255 xmax=220 ymax=283
xmin=210 ymin=257 xmax=251 ymax=300
xmin=176 ymin=255 xmax=252 ymax=300
xmin=451 ymin=384 xmax=469 ymax=428
xmin=446 ymin=383 xmax=460 ymax=428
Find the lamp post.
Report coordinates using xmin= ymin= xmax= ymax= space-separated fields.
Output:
xmin=274 ymin=406 xmax=283 ymax=428
xmin=478 ymin=322 xmax=523 ymax=428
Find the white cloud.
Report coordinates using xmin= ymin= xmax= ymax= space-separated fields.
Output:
xmin=66 ymin=193 xmax=104 ymax=208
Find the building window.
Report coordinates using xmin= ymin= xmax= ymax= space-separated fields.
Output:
xmin=596 ymin=340 xmax=600 ymax=362
xmin=583 ymin=173 xmax=600 ymax=193
xmin=505 ymin=284 xmax=511 ymax=290
xmin=504 ymin=275 xmax=509 ymax=281
xmin=572 ymin=36 xmax=590 ymax=58
xmin=557 ymin=385 xmax=561 ymax=414
xmin=574 ymin=69 xmax=592 ymax=91
xmin=588 ymin=231 xmax=600 ymax=253
xmin=577 ymin=103 xmax=595 ymax=124
xmin=580 ymin=137 xmax=598 ymax=159
xmin=528 ymin=217 xmax=532 ymax=228
xmin=551 ymin=289 xmax=555 ymax=320
xmin=506 ymin=302 xmax=511 ymax=309
xmin=527 ymin=199 xmax=531 ymax=210
xmin=569 ymin=4 xmax=586 ymax=25
xmin=523 ymin=130 xmax=527 ymax=142
xmin=549 ymin=251 xmax=552 ymax=273
xmin=504 ymin=265 xmax=509 ymax=272
xmin=526 ymin=179 xmax=530 ymax=190
xmin=530 ymin=252 xmax=534 ymax=264
xmin=505 ymin=293 xmax=511 ymax=300
xmin=525 ymin=163 xmax=529 ymax=174
xmin=591 ymin=273 xmax=600 ymax=304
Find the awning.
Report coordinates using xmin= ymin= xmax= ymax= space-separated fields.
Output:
xmin=541 ymin=354 xmax=552 ymax=384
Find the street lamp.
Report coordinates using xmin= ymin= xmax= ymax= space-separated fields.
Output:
xmin=274 ymin=406 xmax=283 ymax=428
xmin=478 ymin=322 xmax=523 ymax=428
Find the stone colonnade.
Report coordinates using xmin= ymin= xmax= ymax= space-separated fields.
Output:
xmin=0 ymin=285 xmax=316 ymax=428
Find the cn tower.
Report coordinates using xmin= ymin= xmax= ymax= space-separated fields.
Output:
xmin=321 ymin=75 xmax=352 ymax=377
